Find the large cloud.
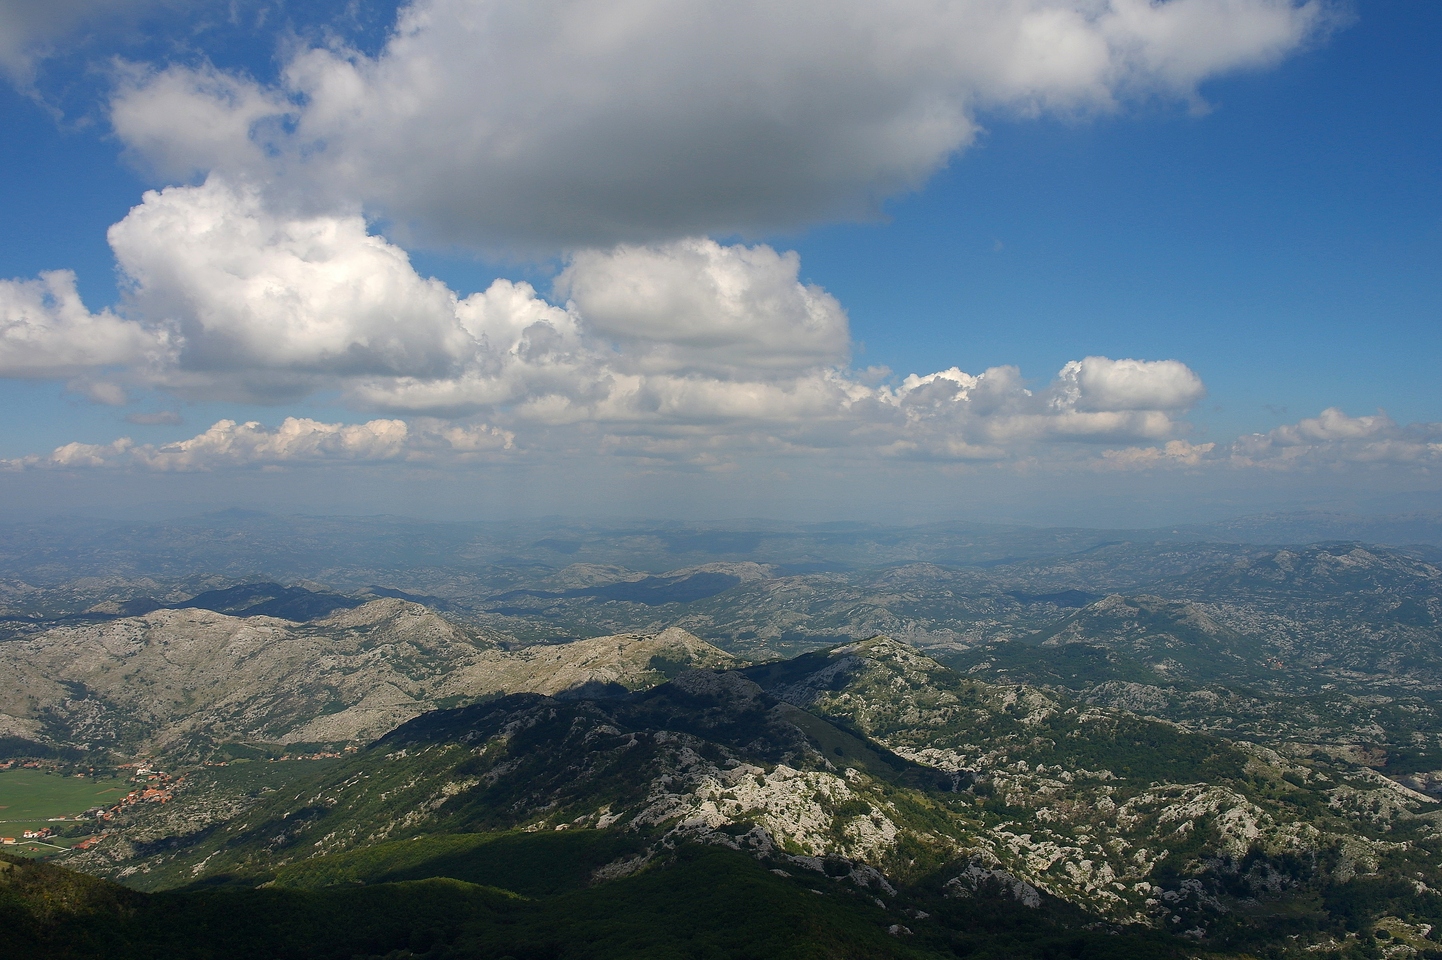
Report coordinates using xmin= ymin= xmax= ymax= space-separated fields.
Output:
xmin=886 ymin=361 xmax=1194 ymax=455
xmin=108 ymin=0 xmax=1329 ymax=248
xmin=1052 ymin=356 xmax=1205 ymax=412
xmin=96 ymin=179 xmax=856 ymax=414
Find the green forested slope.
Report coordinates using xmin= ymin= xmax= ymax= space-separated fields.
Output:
xmin=2 ymin=845 xmax=1196 ymax=960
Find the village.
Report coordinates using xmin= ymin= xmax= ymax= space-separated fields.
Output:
xmin=0 ymin=761 xmax=179 ymax=852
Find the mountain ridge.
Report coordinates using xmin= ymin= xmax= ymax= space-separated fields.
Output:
xmin=0 ymin=604 xmax=734 ymax=760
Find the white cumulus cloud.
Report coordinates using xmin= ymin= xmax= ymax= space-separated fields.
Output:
xmin=107 ymin=178 xmax=474 ymax=399
xmin=107 ymin=0 xmax=1330 ymax=248
xmin=1052 ymin=355 xmax=1206 ymax=412
xmin=135 ymin=417 xmax=412 ymax=470
xmin=103 ymin=179 xmax=868 ymax=417
xmin=557 ymin=239 xmax=849 ymax=375
xmin=1267 ymin=406 xmax=1393 ymax=445
xmin=885 ymin=360 xmax=1196 ymax=455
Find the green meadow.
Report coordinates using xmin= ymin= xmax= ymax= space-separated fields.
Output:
xmin=0 ymin=770 xmax=128 ymax=855
xmin=0 ymin=770 xmax=129 ymax=820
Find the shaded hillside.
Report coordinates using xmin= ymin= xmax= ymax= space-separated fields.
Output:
xmin=1 ymin=847 xmax=927 ymax=960
xmin=165 ymin=582 xmax=365 ymax=620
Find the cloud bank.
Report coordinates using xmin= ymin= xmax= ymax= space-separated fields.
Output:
xmin=1 ymin=177 xmax=1208 ymax=466
xmin=1099 ymin=409 xmax=1442 ymax=472
xmin=16 ymin=403 xmax=1439 ymax=480
xmin=14 ymin=170 xmax=1421 ymax=480
xmin=3 ymin=417 xmax=514 ymax=472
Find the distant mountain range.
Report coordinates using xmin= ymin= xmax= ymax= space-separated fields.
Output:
xmin=2 ymin=509 xmax=1440 ymax=592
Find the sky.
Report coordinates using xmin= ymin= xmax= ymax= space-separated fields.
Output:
xmin=0 ymin=0 xmax=1438 ymax=526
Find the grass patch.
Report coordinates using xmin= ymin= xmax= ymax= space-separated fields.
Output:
xmin=0 ymin=770 xmax=129 ymax=822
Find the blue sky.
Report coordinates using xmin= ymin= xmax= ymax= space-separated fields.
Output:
xmin=0 ymin=0 xmax=1438 ymax=524
xmin=795 ymin=1 xmax=1441 ymax=436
